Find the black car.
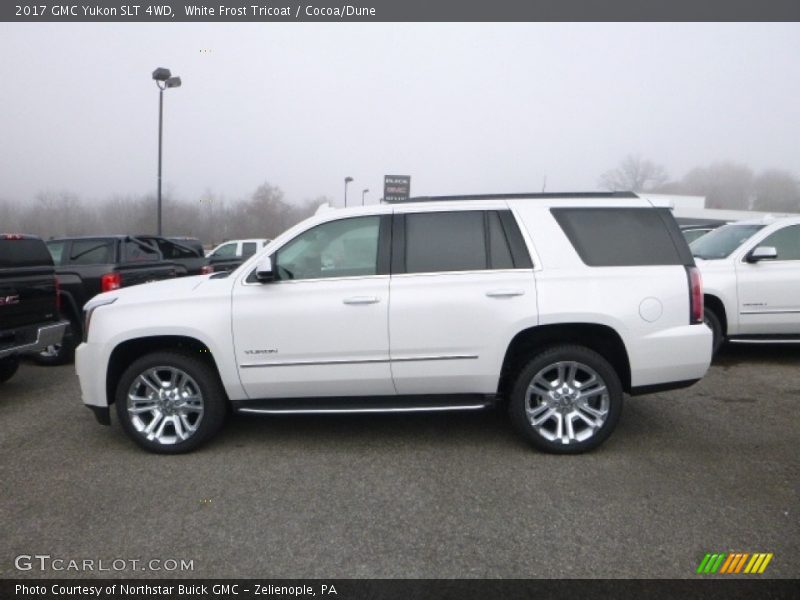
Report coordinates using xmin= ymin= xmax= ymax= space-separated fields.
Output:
xmin=39 ymin=236 xmax=180 ymax=365
xmin=0 ymin=234 xmax=68 ymax=383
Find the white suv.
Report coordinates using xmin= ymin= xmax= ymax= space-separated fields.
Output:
xmin=691 ymin=215 xmax=800 ymax=353
xmin=76 ymin=193 xmax=712 ymax=454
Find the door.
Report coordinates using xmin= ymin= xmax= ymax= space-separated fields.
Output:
xmin=232 ymin=214 xmax=394 ymax=399
xmin=389 ymin=209 xmax=537 ymax=395
xmin=736 ymin=224 xmax=800 ymax=335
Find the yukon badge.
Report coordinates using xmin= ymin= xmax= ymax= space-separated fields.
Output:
xmin=244 ymin=349 xmax=278 ymax=355
xmin=0 ymin=295 xmax=20 ymax=306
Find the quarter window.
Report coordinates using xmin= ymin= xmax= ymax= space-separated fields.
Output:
xmin=275 ymin=216 xmax=380 ymax=281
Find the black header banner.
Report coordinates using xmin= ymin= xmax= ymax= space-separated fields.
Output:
xmin=3 ymin=0 xmax=800 ymax=22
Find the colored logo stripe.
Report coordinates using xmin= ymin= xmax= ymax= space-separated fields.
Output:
xmin=698 ymin=552 xmax=773 ymax=574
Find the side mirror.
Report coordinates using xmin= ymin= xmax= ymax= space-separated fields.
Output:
xmin=747 ymin=246 xmax=778 ymax=263
xmin=255 ymin=256 xmax=275 ymax=283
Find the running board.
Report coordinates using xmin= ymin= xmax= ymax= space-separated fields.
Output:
xmin=233 ymin=394 xmax=496 ymax=415
xmin=728 ymin=337 xmax=800 ymax=344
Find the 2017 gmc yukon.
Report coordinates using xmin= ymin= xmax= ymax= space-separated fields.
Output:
xmin=75 ymin=193 xmax=712 ymax=454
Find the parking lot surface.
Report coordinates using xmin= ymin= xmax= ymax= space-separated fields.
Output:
xmin=1 ymin=344 xmax=798 ymax=579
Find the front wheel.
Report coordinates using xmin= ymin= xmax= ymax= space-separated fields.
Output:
xmin=0 ymin=356 xmax=20 ymax=384
xmin=115 ymin=351 xmax=227 ymax=454
xmin=508 ymin=345 xmax=623 ymax=454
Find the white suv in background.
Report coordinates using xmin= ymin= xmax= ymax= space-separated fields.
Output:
xmin=206 ymin=238 xmax=270 ymax=259
xmin=691 ymin=215 xmax=800 ymax=353
xmin=76 ymin=192 xmax=712 ymax=454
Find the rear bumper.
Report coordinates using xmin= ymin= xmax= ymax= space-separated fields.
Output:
xmin=0 ymin=320 xmax=69 ymax=359
xmin=629 ymin=324 xmax=712 ymax=390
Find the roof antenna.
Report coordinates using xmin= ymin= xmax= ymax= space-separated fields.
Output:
xmin=541 ymin=175 xmax=547 ymax=193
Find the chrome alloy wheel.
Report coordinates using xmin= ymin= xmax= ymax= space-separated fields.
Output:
xmin=525 ymin=360 xmax=610 ymax=445
xmin=126 ymin=366 xmax=204 ymax=445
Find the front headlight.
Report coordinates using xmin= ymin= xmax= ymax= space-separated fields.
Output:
xmin=82 ymin=297 xmax=117 ymax=343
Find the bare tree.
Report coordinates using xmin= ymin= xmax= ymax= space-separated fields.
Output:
xmin=599 ymin=155 xmax=669 ymax=192
xmin=680 ymin=162 xmax=754 ymax=210
xmin=753 ymin=169 xmax=800 ymax=212
xmin=0 ymin=183 xmax=321 ymax=243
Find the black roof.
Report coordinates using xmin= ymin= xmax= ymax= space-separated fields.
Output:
xmin=399 ymin=191 xmax=639 ymax=203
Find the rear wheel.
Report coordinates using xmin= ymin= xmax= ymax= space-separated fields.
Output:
xmin=704 ymin=308 xmax=724 ymax=357
xmin=115 ymin=351 xmax=227 ymax=454
xmin=0 ymin=356 xmax=20 ymax=384
xmin=509 ymin=345 xmax=623 ymax=454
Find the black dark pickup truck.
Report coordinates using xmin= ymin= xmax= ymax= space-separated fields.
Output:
xmin=39 ymin=236 xmax=180 ymax=364
xmin=0 ymin=234 xmax=68 ymax=383
xmin=135 ymin=235 xmax=213 ymax=277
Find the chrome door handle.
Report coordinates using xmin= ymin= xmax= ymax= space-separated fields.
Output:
xmin=343 ymin=296 xmax=380 ymax=305
xmin=486 ymin=289 xmax=525 ymax=298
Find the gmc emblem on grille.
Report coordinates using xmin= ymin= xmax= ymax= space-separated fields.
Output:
xmin=0 ymin=295 xmax=20 ymax=306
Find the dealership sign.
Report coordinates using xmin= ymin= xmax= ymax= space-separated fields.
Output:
xmin=384 ymin=175 xmax=411 ymax=202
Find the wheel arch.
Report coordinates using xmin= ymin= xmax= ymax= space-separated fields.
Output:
xmin=498 ymin=323 xmax=631 ymax=396
xmin=105 ymin=335 xmax=226 ymax=406
xmin=703 ymin=293 xmax=727 ymax=336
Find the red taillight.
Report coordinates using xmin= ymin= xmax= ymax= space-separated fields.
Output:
xmin=101 ymin=272 xmax=122 ymax=292
xmin=688 ymin=266 xmax=703 ymax=324
xmin=1 ymin=233 xmax=24 ymax=240
xmin=200 ymin=265 xmax=213 ymax=275
xmin=54 ymin=276 xmax=61 ymax=311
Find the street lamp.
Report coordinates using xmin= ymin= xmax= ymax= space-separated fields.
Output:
xmin=344 ymin=177 xmax=353 ymax=207
xmin=152 ymin=67 xmax=182 ymax=235
xmin=361 ymin=188 xmax=369 ymax=206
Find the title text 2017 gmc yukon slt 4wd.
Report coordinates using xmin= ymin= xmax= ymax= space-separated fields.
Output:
xmin=0 ymin=234 xmax=68 ymax=383
xmin=76 ymin=193 xmax=712 ymax=454
xmin=690 ymin=215 xmax=800 ymax=354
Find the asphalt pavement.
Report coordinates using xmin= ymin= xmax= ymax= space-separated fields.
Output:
xmin=1 ymin=344 xmax=798 ymax=578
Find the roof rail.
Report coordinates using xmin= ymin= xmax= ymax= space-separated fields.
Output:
xmin=398 ymin=191 xmax=639 ymax=203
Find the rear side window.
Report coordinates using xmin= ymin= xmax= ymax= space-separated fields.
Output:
xmin=124 ymin=241 xmax=159 ymax=262
xmin=488 ymin=211 xmax=514 ymax=269
xmin=0 ymin=238 xmax=54 ymax=268
xmin=157 ymin=241 xmax=197 ymax=259
xmin=552 ymin=208 xmax=688 ymax=266
xmin=405 ymin=211 xmax=486 ymax=273
xmin=46 ymin=241 xmax=66 ymax=265
xmin=241 ymin=242 xmax=258 ymax=258
xmin=68 ymin=240 xmax=115 ymax=265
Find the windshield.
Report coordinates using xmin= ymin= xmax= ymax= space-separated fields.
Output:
xmin=690 ymin=224 xmax=765 ymax=260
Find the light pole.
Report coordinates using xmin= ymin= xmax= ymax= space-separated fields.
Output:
xmin=361 ymin=188 xmax=369 ymax=206
xmin=344 ymin=176 xmax=353 ymax=207
xmin=152 ymin=67 xmax=182 ymax=235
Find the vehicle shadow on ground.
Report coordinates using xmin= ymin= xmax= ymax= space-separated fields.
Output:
xmin=218 ymin=406 xmax=522 ymax=451
xmin=714 ymin=342 xmax=800 ymax=367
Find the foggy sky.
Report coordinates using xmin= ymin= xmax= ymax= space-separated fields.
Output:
xmin=1 ymin=22 xmax=798 ymax=207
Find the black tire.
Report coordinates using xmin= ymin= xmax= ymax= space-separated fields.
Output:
xmin=508 ymin=345 xmax=623 ymax=454
xmin=115 ymin=350 xmax=227 ymax=454
xmin=0 ymin=356 xmax=20 ymax=384
xmin=704 ymin=308 xmax=724 ymax=357
xmin=33 ymin=316 xmax=79 ymax=366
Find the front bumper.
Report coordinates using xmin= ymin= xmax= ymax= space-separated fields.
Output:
xmin=75 ymin=341 xmax=108 ymax=408
xmin=0 ymin=320 xmax=69 ymax=359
